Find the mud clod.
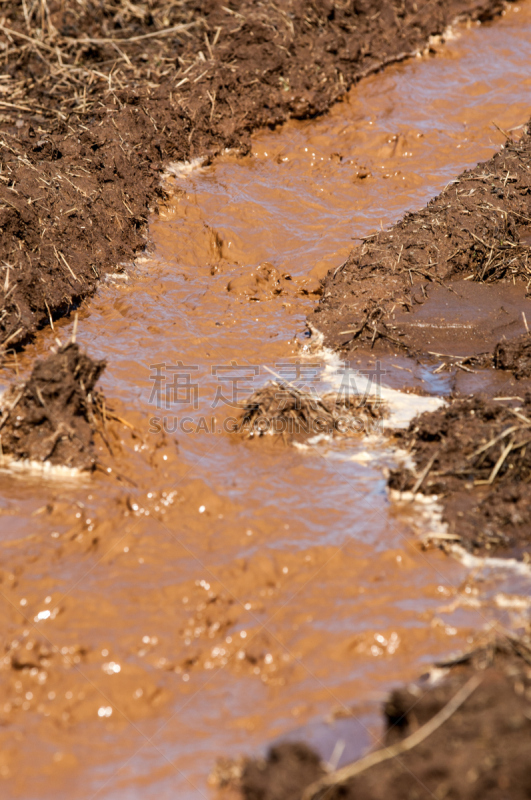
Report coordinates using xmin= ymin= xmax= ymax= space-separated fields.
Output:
xmin=0 ymin=343 xmax=105 ymax=469
xmin=388 ymin=395 xmax=531 ymax=556
xmin=240 ymin=743 xmax=325 ymax=800
xmin=495 ymin=332 xmax=531 ymax=379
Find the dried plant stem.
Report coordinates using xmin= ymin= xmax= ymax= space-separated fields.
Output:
xmin=302 ymin=674 xmax=483 ymax=800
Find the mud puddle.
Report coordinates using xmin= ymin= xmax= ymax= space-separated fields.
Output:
xmin=392 ymin=280 xmax=529 ymax=358
xmin=1 ymin=5 xmax=531 ymax=799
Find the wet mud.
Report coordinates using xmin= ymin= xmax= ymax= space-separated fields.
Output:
xmin=236 ymin=632 xmax=531 ymax=800
xmin=308 ymin=104 xmax=531 ymax=561
xmin=307 ymin=20 xmax=531 ymax=560
xmin=1 ymin=4 xmax=531 ymax=799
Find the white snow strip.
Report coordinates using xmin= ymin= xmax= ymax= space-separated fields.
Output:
xmin=105 ymin=272 xmax=129 ymax=282
xmin=449 ymin=545 xmax=531 ymax=577
xmin=307 ymin=342 xmax=444 ymax=429
xmin=494 ymin=593 xmax=531 ymax=610
xmin=0 ymin=455 xmax=83 ymax=480
xmin=389 ymin=486 xmax=531 ymax=576
xmin=388 ymin=488 xmax=453 ymax=543
xmin=164 ymin=157 xmax=206 ymax=180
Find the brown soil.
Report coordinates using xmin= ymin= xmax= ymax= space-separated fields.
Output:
xmin=495 ymin=331 xmax=531 ymax=379
xmin=235 ymin=632 xmax=531 ymax=800
xmin=239 ymin=743 xmax=325 ymax=800
xmin=387 ymin=395 xmax=531 ymax=557
xmin=312 ymin=128 xmax=531 ymax=360
xmin=0 ymin=0 xmax=515 ymax=354
xmin=0 ymin=342 xmax=105 ymax=468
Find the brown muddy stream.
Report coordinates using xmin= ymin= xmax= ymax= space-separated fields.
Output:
xmin=2 ymin=6 xmax=531 ymax=799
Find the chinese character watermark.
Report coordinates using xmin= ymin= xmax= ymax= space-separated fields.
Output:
xmin=147 ymin=359 xmax=386 ymax=437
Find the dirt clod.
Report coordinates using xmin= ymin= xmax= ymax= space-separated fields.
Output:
xmin=0 ymin=343 xmax=105 ymax=469
xmin=387 ymin=395 xmax=531 ymax=556
xmin=240 ymin=742 xmax=325 ymax=800
xmin=495 ymin=332 xmax=531 ymax=378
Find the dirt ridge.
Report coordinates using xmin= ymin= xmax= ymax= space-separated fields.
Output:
xmin=0 ymin=0 xmax=515 ymax=352
xmin=312 ymin=128 xmax=531 ymax=356
xmin=388 ymin=394 xmax=531 ymax=557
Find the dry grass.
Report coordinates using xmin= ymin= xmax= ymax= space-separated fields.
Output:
xmin=0 ymin=0 xmax=207 ymax=120
xmin=237 ymin=381 xmax=385 ymax=441
xmin=403 ymin=401 xmax=531 ymax=490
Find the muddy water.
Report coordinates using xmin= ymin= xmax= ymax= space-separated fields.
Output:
xmin=2 ymin=6 xmax=531 ymax=799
